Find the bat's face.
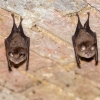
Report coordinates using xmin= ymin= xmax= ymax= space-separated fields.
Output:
xmin=76 ymin=42 xmax=96 ymax=58
xmin=8 ymin=47 xmax=27 ymax=64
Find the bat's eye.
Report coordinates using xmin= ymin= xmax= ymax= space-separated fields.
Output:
xmin=9 ymin=53 xmax=14 ymax=57
xmin=91 ymin=46 xmax=95 ymax=51
xmin=81 ymin=46 xmax=86 ymax=51
xmin=19 ymin=53 xmax=25 ymax=58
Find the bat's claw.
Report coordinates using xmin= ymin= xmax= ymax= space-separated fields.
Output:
xmin=20 ymin=16 xmax=23 ymax=22
xmin=87 ymin=12 xmax=90 ymax=17
xmin=11 ymin=13 xmax=14 ymax=18
xmin=76 ymin=12 xmax=79 ymax=17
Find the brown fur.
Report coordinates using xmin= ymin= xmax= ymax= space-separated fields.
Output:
xmin=5 ymin=14 xmax=30 ymax=71
xmin=72 ymin=12 xmax=98 ymax=68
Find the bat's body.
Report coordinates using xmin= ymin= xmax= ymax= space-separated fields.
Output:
xmin=72 ymin=12 xmax=98 ymax=68
xmin=5 ymin=14 xmax=30 ymax=71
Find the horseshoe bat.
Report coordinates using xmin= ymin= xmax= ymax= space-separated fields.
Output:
xmin=5 ymin=14 xmax=30 ymax=71
xmin=72 ymin=12 xmax=98 ymax=68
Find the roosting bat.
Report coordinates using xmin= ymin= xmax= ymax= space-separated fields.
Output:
xmin=72 ymin=12 xmax=98 ymax=68
xmin=5 ymin=14 xmax=30 ymax=71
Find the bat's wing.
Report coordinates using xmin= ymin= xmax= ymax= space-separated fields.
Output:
xmin=72 ymin=36 xmax=80 ymax=68
xmin=5 ymin=39 xmax=12 ymax=71
xmin=94 ymin=32 xmax=98 ymax=65
xmin=25 ymin=37 xmax=30 ymax=70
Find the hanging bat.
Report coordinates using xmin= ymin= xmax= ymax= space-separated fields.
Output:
xmin=72 ymin=12 xmax=98 ymax=68
xmin=5 ymin=14 xmax=30 ymax=71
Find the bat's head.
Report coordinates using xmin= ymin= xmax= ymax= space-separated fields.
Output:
xmin=8 ymin=47 xmax=27 ymax=64
xmin=77 ymin=41 xmax=96 ymax=58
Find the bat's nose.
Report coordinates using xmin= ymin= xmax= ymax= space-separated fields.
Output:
xmin=85 ymin=51 xmax=91 ymax=57
xmin=14 ymin=54 xmax=19 ymax=58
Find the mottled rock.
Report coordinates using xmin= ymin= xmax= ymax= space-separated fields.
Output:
xmin=0 ymin=86 xmax=30 ymax=100
xmin=95 ymin=97 xmax=100 ymax=100
xmin=0 ymin=0 xmax=100 ymax=100
xmin=86 ymin=0 xmax=100 ymax=10
xmin=54 ymin=0 xmax=87 ymax=14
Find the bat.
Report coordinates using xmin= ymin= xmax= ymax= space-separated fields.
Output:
xmin=5 ymin=14 xmax=30 ymax=71
xmin=72 ymin=12 xmax=98 ymax=68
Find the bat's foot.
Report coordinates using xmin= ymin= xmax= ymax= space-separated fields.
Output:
xmin=76 ymin=12 xmax=79 ymax=17
xmin=11 ymin=13 xmax=14 ymax=18
xmin=20 ymin=16 xmax=23 ymax=22
xmin=87 ymin=12 xmax=90 ymax=17
xmin=87 ymin=12 xmax=90 ymax=15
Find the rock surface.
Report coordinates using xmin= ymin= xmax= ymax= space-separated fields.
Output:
xmin=0 ymin=0 xmax=100 ymax=100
